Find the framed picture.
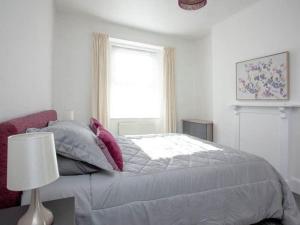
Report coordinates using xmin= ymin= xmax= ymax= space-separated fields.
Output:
xmin=236 ymin=52 xmax=289 ymax=100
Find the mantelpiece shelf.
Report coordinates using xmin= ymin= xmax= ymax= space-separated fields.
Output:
xmin=230 ymin=103 xmax=300 ymax=108
xmin=230 ymin=103 xmax=300 ymax=119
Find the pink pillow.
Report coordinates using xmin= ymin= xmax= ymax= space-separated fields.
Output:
xmin=90 ymin=118 xmax=123 ymax=171
xmin=98 ymin=129 xmax=123 ymax=171
xmin=90 ymin=117 xmax=103 ymax=136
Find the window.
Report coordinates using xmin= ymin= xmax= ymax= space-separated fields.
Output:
xmin=109 ymin=40 xmax=163 ymax=119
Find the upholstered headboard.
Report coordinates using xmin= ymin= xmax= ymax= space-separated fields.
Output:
xmin=0 ymin=110 xmax=57 ymax=209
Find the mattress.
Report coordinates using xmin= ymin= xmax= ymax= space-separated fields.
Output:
xmin=22 ymin=134 xmax=300 ymax=225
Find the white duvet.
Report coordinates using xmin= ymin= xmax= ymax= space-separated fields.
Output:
xmin=23 ymin=134 xmax=300 ymax=225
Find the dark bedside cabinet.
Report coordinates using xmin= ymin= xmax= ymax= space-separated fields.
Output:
xmin=182 ymin=119 xmax=213 ymax=141
xmin=0 ymin=197 xmax=75 ymax=225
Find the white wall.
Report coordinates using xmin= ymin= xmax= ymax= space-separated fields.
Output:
xmin=0 ymin=0 xmax=54 ymax=122
xmin=195 ymin=35 xmax=213 ymax=121
xmin=211 ymin=0 xmax=300 ymax=190
xmin=53 ymin=11 xmax=211 ymax=133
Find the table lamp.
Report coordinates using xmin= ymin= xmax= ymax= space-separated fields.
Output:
xmin=7 ymin=132 xmax=59 ymax=225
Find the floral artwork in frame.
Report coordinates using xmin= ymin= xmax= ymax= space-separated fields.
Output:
xmin=236 ymin=52 xmax=289 ymax=100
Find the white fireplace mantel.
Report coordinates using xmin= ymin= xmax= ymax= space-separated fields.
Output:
xmin=229 ymin=103 xmax=300 ymax=188
xmin=230 ymin=103 xmax=300 ymax=118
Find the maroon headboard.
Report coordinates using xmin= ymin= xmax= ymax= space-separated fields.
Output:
xmin=0 ymin=110 xmax=57 ymax=209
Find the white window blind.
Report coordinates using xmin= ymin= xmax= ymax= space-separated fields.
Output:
xmin=109 ymin=43 xmax=162 ymax=119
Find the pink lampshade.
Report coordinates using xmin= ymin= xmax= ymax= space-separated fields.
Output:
xmin=178 ymin=0 xmax=207 ymax=10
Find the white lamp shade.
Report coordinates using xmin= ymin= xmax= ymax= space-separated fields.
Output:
xmin=7 ymin=132 xmax=59 ymax=191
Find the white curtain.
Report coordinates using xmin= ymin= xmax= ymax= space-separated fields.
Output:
xmin=163 ymin=47 xmax=177 ymax=133
xmin=91 ymin=33 xmax=109 ymax=128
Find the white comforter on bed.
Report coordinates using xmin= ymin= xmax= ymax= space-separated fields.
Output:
xmin=22 ymin=134 xmax=300 ymax=225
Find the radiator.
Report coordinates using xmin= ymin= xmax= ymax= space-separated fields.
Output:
xmin=118 ymin=121 xmax=157 ymax=135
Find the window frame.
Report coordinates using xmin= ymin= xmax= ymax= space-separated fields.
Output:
xmin=109 ymin=38 xmax=163 ymax=120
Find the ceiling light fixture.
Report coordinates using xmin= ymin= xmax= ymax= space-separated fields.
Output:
xmin=178 ymin=0 xmax=207 ymax=10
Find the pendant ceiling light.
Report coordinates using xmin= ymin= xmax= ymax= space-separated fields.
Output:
xmin=178 ymin=0 xmax=207 ymax=10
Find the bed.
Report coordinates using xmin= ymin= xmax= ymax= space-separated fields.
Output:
xmin=1 ymin=110 xmax=300 ymax=225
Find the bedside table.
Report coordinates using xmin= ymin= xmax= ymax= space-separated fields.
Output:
xmin=0 ymin=197 xmax=75 ymax=225
xmin=182 ymin=119 xmax=213 ymax=141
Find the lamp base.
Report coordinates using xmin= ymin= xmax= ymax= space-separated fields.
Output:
xmin=18 ymin=189 xmax=54 ymax=225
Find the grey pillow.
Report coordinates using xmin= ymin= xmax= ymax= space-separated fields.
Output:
xmin=27 ymin=121 xmax=114 ymax=172
xmin=57 ymin=155 xmax=99 ymax=175
xmin=48 ymin=120 xmax=87 ymax=128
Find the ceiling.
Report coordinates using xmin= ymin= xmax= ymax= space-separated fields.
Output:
xmin=55 ymin=0 xmax=261 ymax=39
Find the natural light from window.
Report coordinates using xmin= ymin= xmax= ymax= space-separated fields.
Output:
xmin=131 ymin=135 xmax=223 ymax=160
xmin=110 ymin=43 xmax=162 ymax=119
